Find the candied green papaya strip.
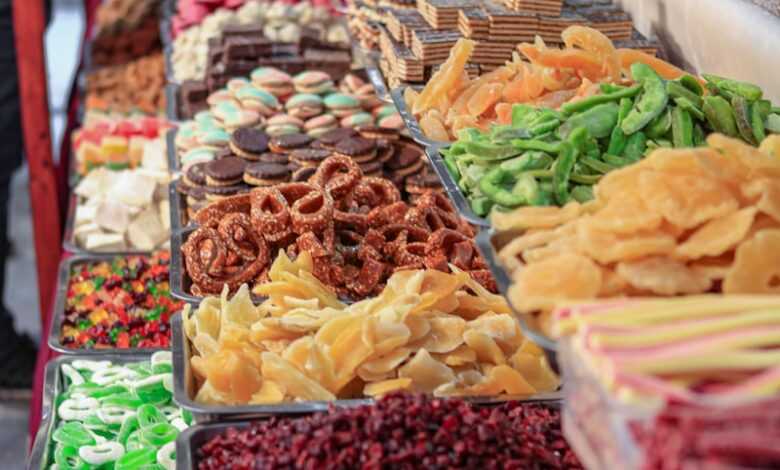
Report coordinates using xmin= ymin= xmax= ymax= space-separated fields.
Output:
xmin=622 ymin=63 xmax=669 ymax=134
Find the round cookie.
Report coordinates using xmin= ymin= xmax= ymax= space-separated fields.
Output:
xmin=257 ymin=152 xmax=290 ymax=165
xmin=291 ymin=166 xmax=317 ymax=182
xmin=286 ymin=93 xmax=324 ymax=119
xmin=183 ymin=162 xmax=208 ymax=187
xmin=359 ymin=159 xmax=383 ymax=176
xmin=357 ymin=125 xmax=400 ymax=141
xmin=315 ymin=127 xmax=358 ymax=150
xmin=405 ymin=169 xmax=443 ymax=194
xmin=293 ymin=71 xmax=335 ymax=94
xmin=303 ymin=114 xmax=338 ymax=138
xmin=181 ymin=147 xmax=216 ymax=168
xmin=251 ymin=67 xmax=294 ymax=97
xmin=244 ymin=162 xmax=291 ymax=186
xmin=205 ymin=184 xmax=249 ymax=201
xmin=340 ymin=112 xmax=374 ymax=128
xmin=266 ymin=114 xmax=304 ymax=136
xmin=324 ymin=93 xmax=361 ymax=117
xmin=378 ymin=113 xmax=404 ymax=130
xmin=289 ymin=148 xmax=331 ymax=168
xmin=229 ymin=127 xmax=270 ymax=161
xmin=205 ymin=157 xmax=247 ymax=186
xmin=235 ymin=87 xmax=281 ymax=116
xmin=334 ymin=137 xmax=377 ymax=163
xmin=269 ymin=133 xmax=314 ymax=153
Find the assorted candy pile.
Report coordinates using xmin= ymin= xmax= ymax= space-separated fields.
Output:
xmin=182 ymin=157 xmax=488 ymax=299
xmin=184 ymin=258 xmax=556 ymax=404
xmin=85 ymin=53 xmax=167 ymax=115
xmin=60 ymin=253 xmax=183 ymax=349
xmin=72 ymin=117 xmax=170 ymax=176
xmin=47 ymin=354 xmax=190 ymax=470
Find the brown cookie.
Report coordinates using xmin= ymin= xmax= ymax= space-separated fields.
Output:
xmin=315 ymin=127 xmax=358 ymax=149
xmin=229 ymin=127 xmax=270 ymax=161
xmin=204 ymin=183 xmax=249 ymax=201
xmin=268 ymin=133 xmax=313 ymax=153
xmin=205 ymin=157 xmax=248 ymax=186
xmin=357 ymin=125 xmax=400 ymax=141
xmin=257 ymin=152 xmax=290 ymax=165
xmin=334 ymin=136 xmax=377 ymax=163
xmin=183 ymin=162 xmax=207 ymax=187
xmin=244 ymin=162 xmax=291 ymax=186
xmin=289 ymin=148 xmax=332 ymax=168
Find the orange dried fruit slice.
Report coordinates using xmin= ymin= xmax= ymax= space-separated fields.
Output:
xmin=723 ymin=229 xmax=780 ymax=294
xmin=414 ymin=38 xmax=475 ymax=115
xmin=616 ymin=48 xmax=689 ymax=80
xmin=281 ymin=336 xmax=313 ymax=373
xmin=491 ymin=201 xmax=581 ymax=231
xmin=743 ymin=179 xmax=780 ymax=223
xmin=485 ymin=365 xmax=536 ymax=395
xmin=509 ymin=352 xmax=560 ymax=392
xmin=510 ymin=253 xmax=602 ymax=311
xmin=261 ymin=351 xmax=336 ymax=401
xmin=434 ymin=344 xmax=477 ymax=367
xmin=358 ymin=347 xmax=412 ymax=380
xmin=249 ymin=380 xmax=285 ymax=404
xmin=364 ymin=378 xmax=413 ymax=397
xmin=495 ymin=102 xmax=513 ymax=124
xmin=676 ymin=207 xmax=757 ymax=259
xmin=398 ymin=348 xmax=456 ymax=393
xmin=463 ymin=329 xmax=506 ymax=365
xmin=561 ymin=25 xmax=620 ymax=81
xmin=616 ymin=257 xmax=712 ymax=295
xmin=414 ymin=315 xmax=466 ymax=353
xmin=690 ymin=253 xmax=735 ymax=282
xmin=598 ymin=267 xmax=630 ymax=297
xmin=467 ymin=83 xmax=503 ymax=116
xmin=577 ymin=224 xmax=676 ymax=264
xmin=419 ymin=111 xmax=450 ymax=141
xmin=586 ymin=194 xmax=663 ymax=234
xmin=467 ymin=314 xmax=522 ymax=352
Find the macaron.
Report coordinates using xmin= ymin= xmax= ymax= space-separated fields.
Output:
xmin=303 ymin=114 xmax=338 ymax=138
xmin=334 ymin=137 xmax=377 ymax=163
xmin=206 ymin=89 xmax=235 ymax=107
xmin=293 ymin=71 xmax=335 ymax=95
xmin=372 ymin=104 xmax=397 ymax=120
xmin=212 ymin=100 xmax=242 ymax=122
xmin=359 ymin=94 xmax=384 ymax=110
xmin=378 ymin=113 xmax=404 ymax=130
xmin=222 ymin=110 xmax=263 ymax=131
xmin=235 ymin=87 xmax=281 ymax=116
xmin=227 ymin=77 xmax=250 ymax=94
xmin=314 ymin=127 xmax=358 ymax=150
xmin=196 ymin=128 xmax=231 ymax=147
xmin=324 ymin=93 xmax=361 ymax=117
xmin=265 ymin=114 xmax=304 ymax=136
xmin=175 ymin=122 xmax=199 ymax=151
xmin=269 ymin=133 xmax=314 ymax=153
xmin=181 ymin=147 xmax=216 ymax=168
xmin=229 ymin=127 xmax=270 ymax=161
xmin=340 ymin=73 xmax=366 ymax=94
xmin=183 ymin=162 xmax=208 ymax=187
xmin=289 ymin=148 xmax=331 ymax=168
xmin=285 ymin=93 xmax=324 ymax=119
xmin=205 ymin=157 xmax=248 ymax=186
xmin=205 ymin=184 xmax=250 ymax=201
xmin=243 ymin=162 xmax=291 ymax=186
xmin=340 ymin=112 xmax=374 ymax=128
xmin=251 ymin=67 xmax=294 ymax=97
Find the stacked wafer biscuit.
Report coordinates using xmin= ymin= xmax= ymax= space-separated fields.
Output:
xmin=504 ymin=0 xmax=563 ymax=16
xmin=484 ymin=2 xmax=538 ymax=42
xmin=411 ymin=29 xmax=463 ymax=65
xmin=457 ymin=7 xmax=489 ymax=39
xmin=379 ymin=26 xmax=425 ymax=83
xmin=418 ymin=0 xmax=479 ymax=30
xmin=387 ymin=9 xmax=431 ymax=45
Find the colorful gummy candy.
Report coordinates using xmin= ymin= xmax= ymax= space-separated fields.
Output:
xmin=48 ymin=354 xmax=190 ymax=470
xmin=60 ymin=252 xmax=183 ymax=350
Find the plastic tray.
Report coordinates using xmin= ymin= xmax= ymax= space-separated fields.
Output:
xmin=47 ymin=254 xmax=172 ymax=355
xmin=62 ymin=193 xmax=155 ymax=256
xmin=171 ymin=313 xmax=563 ymax=423
xmin=389 ymin=86 xmax=449 ymax=149
xmin=424 ymin=145 xmax=489 ymax=227
xmin=474 ymin=229 xmax=559 ymax=370
xmin=28 ymin=354 xmax=153 ymax=470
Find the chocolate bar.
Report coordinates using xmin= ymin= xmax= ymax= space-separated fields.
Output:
xmin=224 ymin=36 xmax=272 ymax=61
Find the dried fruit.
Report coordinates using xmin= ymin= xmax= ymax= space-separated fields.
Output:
xmin=723 ymin=229 xmax=780 ymax=294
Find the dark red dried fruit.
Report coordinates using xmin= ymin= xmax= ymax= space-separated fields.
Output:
xmin=196 ymin=393 xmax=582 ymax=470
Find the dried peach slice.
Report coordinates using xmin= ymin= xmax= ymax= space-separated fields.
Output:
xmin=723 ymin=229 xmax=780 ymax=294
xmin=398 ymin=348 xmax=456 ymax=393
xmin=261 ymin=351 xmax=335 ymax=401
xmin=743 ymin=179 xmax=780 ymax=223
xmin=586 ymin=194 xmax=663 ymax=234
xmin=676 ymin=207 xmax=757 ymax=259
xmin=577 ymin=224 xmax=676 ymax=264
xmin=616 ymin=257 xmax=712 ymax=295
xmin=491 ymin=201 xmax=582 ymax=231
xmin=561 ymin=25 xmax=620 ymax=81
xmin=467 ymin=82 xmax=503 ymax=116
xmin=363 ymin=378 xmax=413 ymax=397
xmin=463 ymin=329 xmax=506 ymax=365
xmin=510 ymin=253 xmax=602 ymax=311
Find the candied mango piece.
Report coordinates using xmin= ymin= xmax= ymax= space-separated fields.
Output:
xmin=398 ymin=349 xmax=456 ymax=393
xmin=723 ymin=229 xmax=780 ymax=294
xmin=676 ymin=207 xmax=757 ymax=259
xmin=261 ymin=352 xmax=335 ymax=401
xmin=364 ymin=378 xmax=413 ymax=397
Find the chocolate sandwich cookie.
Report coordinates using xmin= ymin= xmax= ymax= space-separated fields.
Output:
xmin=269 ymin=133 xmax=314 ymax=153
xmin=334 ymin=137 xmax=377 ymax=163
xmin=205 ymin=184 xmax=250 ymax=202
xmin=186 ymin=186 xmax=208 ymax=210
xmin=291 ymin=166 xmax=317 ymax=182
xmin=243 ymin=162 xmax=291 ymax=186
xmin=205 ymin=157 xmax=248 ymax=186
xmin=359 ymin=160 xmax=384 ymax=177
xmin=314 ymin=127 xmax=358 ymax=150
xmin=376 ymin=140 xmax=395 ymax=164
xmin=357 ymin=125 xmax=401 ymax=141
xmin=386 ymin=143 xmax=423 ymax=171
xmin=257 ymin=152 xmax=290 ymax=165
xmin=405 ymin=169 xmax=443 ymax=194
xmin=216 ymin=147 xmax=236 ymax=160
xmin=183 ymin=162 xmax=208 ymax=187
xmin=289 ymin=148 xmax=332 ymax=168
xmin=229 ymin=127 xmax=270 ymax=161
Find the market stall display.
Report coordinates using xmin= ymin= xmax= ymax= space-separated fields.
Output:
xmin=56 ymin=253 xmax=183 ymax=350
xmin=192 ymin=394 xmax=581 ymax=468
xmin=26 ymin=0 xmax=780 ymax=468
xmin=32 ymin=354 xmax=190 ymax=470
xmin=181 ymin=260 xmax=557 ymax=404
xmin=555 ymin=296 xmax=780 ymax=469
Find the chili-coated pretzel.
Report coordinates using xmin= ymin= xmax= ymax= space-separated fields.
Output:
xmin=194 ymin=193 xmax=251 ymax=227
xmin=290 ymin=187 xmax=333 ymax=234
xmin=351 ymin=176 xmax=401 ymax=209
xmin=218 ymin=213 xmax=258 ymax=261
xmin=250 ymin=187 xmax=291 ymax=238
xmin=367 ymin=201 xmax=409 ymax=227
xmin=310 ymin=155 xmax=362 ymax=200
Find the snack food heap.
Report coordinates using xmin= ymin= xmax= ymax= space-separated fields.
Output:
xmin=85 ymin=53 xmax=167 ymax=115
xmin=60 ymin=253 xmax=183 ymax=350
xmin=183 ymin=255 xmax=558 ymax=403
xmin=197 ymin=394 xmax=582 ymax=469
xmin=46 ymin=354 xmax=190 ymax=470
xmin=555 ymin=296 xmax=780 ymax=469
xmin=182 ymin=156 xmax=488 ymax=298
xmin=494 ymin=134 xmax=780 ymax=334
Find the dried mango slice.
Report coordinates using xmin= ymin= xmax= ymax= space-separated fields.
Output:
xmin=189 ymin=297 xmax=221 ymax=342
xmin=434 ymin=345 xmax=477 ymax=367
xmin=616 ymin=257 xmax=712 ymax=295
xmin=586 ymin=195 xmax=662 ymax=234
xmin=363 ymin=378 xmax=413 ymax=397
xmin=708 ymin=134 xmax=780 ymax=179
xmin=743 ymin=179 xmax=780 ymax=223
xmin=414 ymin=316 xmax=466 ymax=353
xmin=404 ymin=315 xmax=431 ymax=342
xmin=467 ymin=82 xmax=503 ymax=116
xmin=362 ymin=316 xmax=412 ymax=355
xmin=561 ymin=25 xmax=620 ymax=81
xmin=330 ymin=318 xmax=375 ymax=389
xmin=305 ymin=342 xmax=337 ymax=392
xmin=398 ymin=348 xmax=456 ymax=393
xmin=249 ymin=380 xmax=285 ymax=404
xmin=467 ymin=314 xmax=522 ymax=352
xmin=281 ymin=336 xmax=313 ymax=373
xmin=486 ymin=365 xmax=536 ymax=395
xmin=690 ymin=254 xmax=734 ymax=282
xmin=463 ymin=329 xmax=506 ymax=365
xmin=598 ymin=267 xmax=630 ymax=297
xmin=357 ymin=347 xmax=412 ymax=382
xmin=511 ymin=253 xmax=602 ymax=311
xmin=723 ymin=229 xmax=780 ymax=294
xmin=191 ymin=333 xmax=220 ymax=358
xmin=578 ymin=224 xmax=677 ymax=264
xmin=676 ymin=207 xmax=757 ymax=259
xmin=518 ymin=43 xmax=605 ymax=81
xmin=414 ymin=38 xmax=475 ymax=115
xmin=419 ymin=111 xmax=450 ymax=141
xmin=509 ymin=352 xmax=560 ymax=391
xmin=491 ymin=202 xmax=582 ymax=231
xmin=200 ymin=349 xmax=263 ymax=403
xmin=261 ymin=352 xmax=335 ymax=401
xmin=616 ymin=48 xmax=688 ymax=80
